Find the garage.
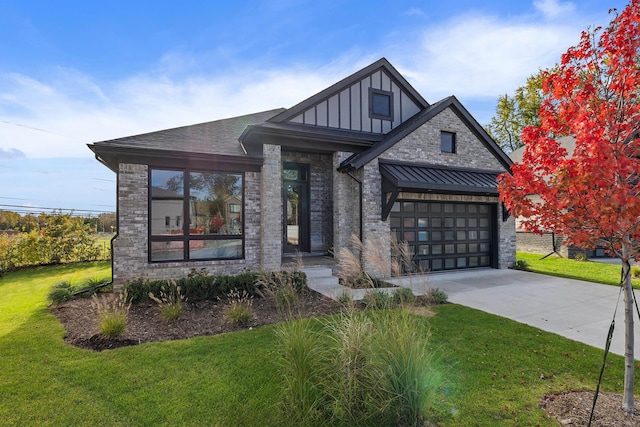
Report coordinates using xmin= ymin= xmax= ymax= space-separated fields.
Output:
xmin=389 ymin=201 xmax=496 ymax=272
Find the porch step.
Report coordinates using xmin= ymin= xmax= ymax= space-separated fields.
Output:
xmin=302 ymin=266 xmax=337 ymax=280
xmin=302 ymin=266 xmax=342 ymax=298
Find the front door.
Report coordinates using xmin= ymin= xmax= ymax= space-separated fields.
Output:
xmin=283 ymin=163 xmax=310 ymax=253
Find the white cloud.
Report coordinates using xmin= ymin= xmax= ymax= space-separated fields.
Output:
xmin=534 ymin=0 xmax=576 ymax=20
xmin=396 ymin=13 xmax=580 ymax=101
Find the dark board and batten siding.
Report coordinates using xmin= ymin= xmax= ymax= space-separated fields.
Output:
xmin=289 ymin=70 xmax=421 ymax=134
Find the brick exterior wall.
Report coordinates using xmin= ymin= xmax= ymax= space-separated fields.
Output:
xmin=343 ymin=106 xmax=516 ymax=276
xmin=112 ymin=106 xmax=515 ymax=287
xmin=112 ymin=162 xmax=262 ymax=289
xmin=282 ymin=151 xmax=333 ymax=253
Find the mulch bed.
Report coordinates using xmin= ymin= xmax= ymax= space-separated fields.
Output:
xmin=50 ymin=289 xmax=342 ymax=351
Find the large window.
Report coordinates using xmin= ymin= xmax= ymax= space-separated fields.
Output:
xmin=150 ymin=168 xmax=243 ymax=262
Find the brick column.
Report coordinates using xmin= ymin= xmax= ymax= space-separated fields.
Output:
xmin=333 ymin=152 xmax=360 ymax=258
xmin=361 ymin=159 xmax=391 ymax=278
xmin=113 ymin=163 xmax=149 ymax=288
xmin=261 ymin=144 xmax=282 ymax=270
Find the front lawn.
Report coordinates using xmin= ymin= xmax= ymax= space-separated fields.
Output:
xmin=1 ymin=262 xmax=638 ymax=425
xmin=517 ymin=252 xmax=640 ymax=288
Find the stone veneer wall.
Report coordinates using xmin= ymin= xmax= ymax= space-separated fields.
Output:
xmin=261 ymin=144 xmax=282 ymax=270
xmin=112 ymin=162 xmax=262 ymax=288
xmin=282 ymin=151 xmax=333 ymax=253
xmin=355 ymin=106 xmax=516 ymax=276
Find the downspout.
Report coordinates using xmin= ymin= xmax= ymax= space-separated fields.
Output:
xmin=345 ymin=171 xmax=363 ymax=243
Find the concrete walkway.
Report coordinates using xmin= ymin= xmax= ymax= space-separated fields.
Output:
xmin=305 ymin=266 xmax=639 ymax=357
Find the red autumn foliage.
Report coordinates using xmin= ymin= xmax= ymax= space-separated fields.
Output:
xmin=499 ymin=1 xmax=640 ymax=259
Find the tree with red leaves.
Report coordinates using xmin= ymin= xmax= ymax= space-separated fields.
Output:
xmin=499 ymin=1 xmax=640 ymax=413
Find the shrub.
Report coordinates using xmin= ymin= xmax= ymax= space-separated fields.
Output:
xmin=91 ymin=292 xmax=131 ymax=338
xmin=392 ymin=287 xmax=417 ymax=306
xmin=573 ymin=252 xmax=589 ymax=262
xmin=225 ymin=288 xmax=253 ymax=327
xmin=362 ymin=289 xmax=391 ymax=310
xmin=122 ymin=278 xmax=151 ymax=304
xmin=148 ymin=280 xmax=186 ymax=321
xmin=74 ymin=277 xmax=110 ymax=298
xmin=514 ymin=259 xmax=529 ymax=270
xmin=424 ymin=288 xmax=448 ymax=305
xmin=48 ymin=280 xmax=75 ymax=304
xmin=123 ymin=271 xmax=263 ymax=304
xmin=256 ymin=270 xmax=307 ymax=315
xmin=337 ymin=291 xmax=356 ymax=311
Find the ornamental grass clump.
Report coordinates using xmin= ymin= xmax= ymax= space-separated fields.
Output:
xmin=256 ymin=269 xmax=303 ymax=317
xmin=91 ymin=292 xmax=131 ymax=339
xmin=276 ymin=309 xmax=446 ymax=426
xmin=225 ymin=288 xmax=253 ymax=326
xmin=148 ymin=280 xmax=186 ymax=322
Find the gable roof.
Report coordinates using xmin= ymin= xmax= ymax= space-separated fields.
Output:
xmin=239 ymin=58 xmax=430 ymax=155
xmin=88 ymin=109 xmax=284 ymax=171
xmin=267 ymin=58 xmax=428 ymax=123
xmin=338 ymin=96 xmax=512 ymax=172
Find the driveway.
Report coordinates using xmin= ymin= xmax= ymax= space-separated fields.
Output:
xmin=387 ymin=268 xmax=639 ymax=357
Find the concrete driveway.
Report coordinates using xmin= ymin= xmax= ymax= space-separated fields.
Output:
xmin=388 ymin=268 xmax=639 ymax=357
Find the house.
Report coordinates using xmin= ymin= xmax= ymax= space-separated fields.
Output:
xmin=88 ymin=58 xmax=516 ymax=287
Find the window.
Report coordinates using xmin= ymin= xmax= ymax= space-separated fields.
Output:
xmin=441 ymin=131 xmax=456 ymax=153
xmin=150 ymin=168 xmax=244 ymax=262
xmin=369 ymin=88 xmax=393 ymax=121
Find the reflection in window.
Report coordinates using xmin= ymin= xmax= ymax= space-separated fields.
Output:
xmin=150 ymin=169 xmax=244 ymax=262
xmin=189 ymin=172 xmax=242 ymax=236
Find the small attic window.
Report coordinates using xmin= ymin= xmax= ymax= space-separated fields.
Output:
xmin=369 ymin=88 xmax=393 ymax=121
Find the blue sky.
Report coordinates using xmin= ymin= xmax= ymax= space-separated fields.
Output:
xmin=0 ymin=0 xmax=628 ymax=215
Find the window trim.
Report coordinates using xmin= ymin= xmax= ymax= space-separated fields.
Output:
xmin=441 ymin=131 xmax=456 ymax=153
xmin=148 ymin=167 xmax=245 ymax=263
xmin=369 ymin=88 xmax=394 ymax=121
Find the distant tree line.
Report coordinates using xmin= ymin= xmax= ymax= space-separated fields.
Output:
xmin=0 ymin=211 xmax=113 ymax=273
xmin=0 ymin=210 xmax=116 ymax=233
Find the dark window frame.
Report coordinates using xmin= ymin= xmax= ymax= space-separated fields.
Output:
xmin=441 ymin=131 xmax=456 ymax=153
xmin=148 ymin=167 xmax=245 ymax=263
xmin=369 ymin=88 xmax=394 ymax=121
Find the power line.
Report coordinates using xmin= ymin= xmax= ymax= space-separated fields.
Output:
xmin=0 ymin=203 xmax=114 ymax=215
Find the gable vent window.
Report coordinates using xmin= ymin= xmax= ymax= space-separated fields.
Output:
xmin=441 ymin=131 xmax=456 ymax=153
xmin=369 ymin=88 xmax=393 ymax=121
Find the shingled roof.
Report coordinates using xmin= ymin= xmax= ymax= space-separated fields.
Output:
xmin=88 ymin=109 xmax=285 ymax=171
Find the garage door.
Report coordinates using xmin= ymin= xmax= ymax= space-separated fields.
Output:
xmin=389 ymin=201 xmax=494 ymax=272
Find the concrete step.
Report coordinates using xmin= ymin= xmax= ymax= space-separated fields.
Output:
xmin=301 ymin=266 xmax=335 ymax=279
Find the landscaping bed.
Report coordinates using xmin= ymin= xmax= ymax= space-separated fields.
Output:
xmin=51 ymin=289 xmax=342 ymax=351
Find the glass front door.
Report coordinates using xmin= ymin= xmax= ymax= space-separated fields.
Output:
xmin=283 ymin=163 xmax=309 ymax=253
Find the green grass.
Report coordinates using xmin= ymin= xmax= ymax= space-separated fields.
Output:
xmin=1 ymin=262 xmax=639 ymax=425
xmin=517 ymin=252 xmax=640 ymax=288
